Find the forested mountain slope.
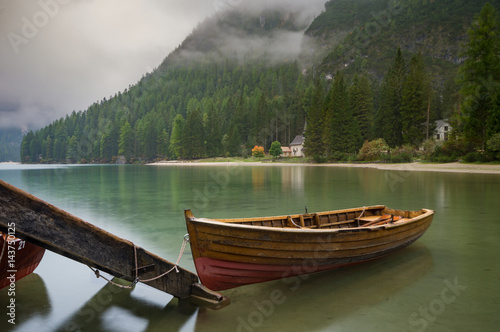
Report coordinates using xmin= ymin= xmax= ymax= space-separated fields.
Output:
xmin=20 ymin=0 xmax=499 ymax=163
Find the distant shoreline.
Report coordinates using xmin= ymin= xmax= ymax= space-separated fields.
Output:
xmin=5 ymin=160 xmax=499 ymax=174
xmin=147 ymin=160 xmax=500 ymax=174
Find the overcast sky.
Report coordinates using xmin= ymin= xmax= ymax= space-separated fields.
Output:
xmin=0 ymin=0 xmax=325 ymax=131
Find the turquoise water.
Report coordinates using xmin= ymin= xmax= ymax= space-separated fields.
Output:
xmin=0 ymin=164 xmax=499 ymax=332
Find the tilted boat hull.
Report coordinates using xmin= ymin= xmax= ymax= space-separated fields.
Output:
xmin=185 ymin=206 xmax=434 ymax=291
xmin=0 ymin=233 xmax=45 ymax=289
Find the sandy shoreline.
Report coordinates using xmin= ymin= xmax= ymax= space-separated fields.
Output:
xmin=147 ymin=160 xmax=500 ymax=174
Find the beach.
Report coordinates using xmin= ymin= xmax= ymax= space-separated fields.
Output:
xmin=148 ymin=160 xmax=500 ymax=174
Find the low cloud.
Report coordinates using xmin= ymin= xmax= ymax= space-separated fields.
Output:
xmin=174 ymin=0 xmax=326 ymax=64
xmin=0 ymin=0 xmax=327 ymax=131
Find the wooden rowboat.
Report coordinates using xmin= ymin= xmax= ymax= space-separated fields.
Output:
xmin=184 ymin=205 xmax=434 ymax=291
xmin=0 ymin=179 xmax=229 ymax=309
xmin=0 ymin=233 xmax=45 ymax=289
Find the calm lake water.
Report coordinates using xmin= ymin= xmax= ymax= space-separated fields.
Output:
xmin=1 ymin=164 xmax=499 ymax=332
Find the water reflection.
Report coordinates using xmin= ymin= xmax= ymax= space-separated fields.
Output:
xmin=53 ymin=279 xmax=194 ymax=332
xmin=280 ymin=166 xmax=305 ymax=192
xmin=0 ymin=274 xmax=51 ymax=331
xmin=2 ymin=165 xmax=499 ymax=331
xmin=192 ymin=244 xmax=432 ymax=331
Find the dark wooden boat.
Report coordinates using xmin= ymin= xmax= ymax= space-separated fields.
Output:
xmin=0 ymin=179 xmax=229 ymax=310
xmin=0 ymin=232 xmax=45 ymax=289
xmin=185 ymin=205 xmax=434 ymax=291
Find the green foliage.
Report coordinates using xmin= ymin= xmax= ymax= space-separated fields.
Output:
xmin=169 ymin=114 xmax=185 ymax=160
xmin=66 ymin=136 xmax=78 ymax=162
xmin=118 ymin=121 xmax=134 ymax=159
xmin=21 ymin=59 xmax=306 ymax=163
xmin=487 ymin=133 xmax=500 ymax=152
xmin=358 ymin=138 xmax=389 ymax=161
xmin=225 ymin=121 xmax=243 ymax=157
xmin=487 ymin=133 xmax=500 ymax=160
xmin=427 ymin=137 xmax=472 ymax=163
xmin=269 ymin=141 xmax=283 ymax=158
xmin=376 ymin=48 xmax=406 ymax=148
xmin=463 ymin=151 xmax=494 ymax=163
xmin=304 ymin=77 xmax=326 ymax=158
xmin=401 ymin=52 xmax=430 ymax=146
xmin=330 ymin=151 xmax=349 ymax=162
xmin=183 ymin=108 xmax=205 ymax=159
xmin=157 ymin=130 xmax=170 ymax=159
xmin=324 ymin=71 xmax=363 ymax=155
xmin=205 ymin=103 xmax=223 ymax=157
xmin=458 ymin=2 xmax=500 ymax=149
xmin=350 ymin=74 xmax=375 ymax=142
xmin=18 ymin=1 xmax=497 ymax=164
xmin=314 ymin=0 xmax=493 ymax=80
xmin=387 ymin=145 xmax=415 ymax=163
xmin=420 ymin=139 xmax=438 ymax=161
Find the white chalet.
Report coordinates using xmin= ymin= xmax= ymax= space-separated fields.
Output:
xmin=435 ymin=120 xmax=452 ymax=141
xmin=290 ymin=135 xmax=305 ymax=157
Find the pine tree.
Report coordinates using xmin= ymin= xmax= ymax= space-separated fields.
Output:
xmin=401 ymin=52 xmax=430 ymax=146
xmin=118 ymin=121 xmax=134 ymax=159
xmin=169 ymin=114 xmax=185 ymax=159
xmin=54 ymin=125 xmax=68 ymax=161
xmin=304 ymin=77 xmax=326 ymax=158
xmin=157 ymin=130 xmax=170 ymax=158
xmin=376 ymin=48 xmax=406 ymax=148
xmin=205 ymin=103 xmax=223 ymax=157
xmin=100 ymin=132 xmax=113 ymax=162
xmin=324 ymin=71 xmax=362 ymax=154
xmin=182 ymin=108 xmax=205 ymax=159
xmin=350 ymin=74 xmax=375 ymax=142
xmin=225 ymin=120 xmax=242 ymax=157
xmin=254 ymin=93 xmax=269 ymax=149
xmin=45 ymin=135 xmax=53 ymax=161
xmin=20 ymin=131 xmax=34 ymax=162
xmin=66 ymin=136 xmax=79 ymax=162
xmin=458 ymin=3 xmax=500 ymax=149
xmin=144 ymin=119 xmax=158 ymax=160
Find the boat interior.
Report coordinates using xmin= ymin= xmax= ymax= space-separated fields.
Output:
xmin=213 ymin=206 xmax=428 ymax=229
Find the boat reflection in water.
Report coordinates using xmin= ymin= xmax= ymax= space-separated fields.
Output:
xmin=53 ymin=278 xmax=196 ymax=332
xmin=193 ymin=243 xmax=434 ymax=332
xmin=0 ymin=273 xmax=51 ymax=331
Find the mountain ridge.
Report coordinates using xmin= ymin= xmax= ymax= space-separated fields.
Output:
xmin=16 ymin=0 xmax=499 ymax=163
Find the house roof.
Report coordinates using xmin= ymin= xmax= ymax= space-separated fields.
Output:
xmin=290 ymin=135 xmax=304 ymax=146
xmin=281 ymin=147 xmax=292 ymax=153
xmin=435 ymin=119 xmax=450 ymax=128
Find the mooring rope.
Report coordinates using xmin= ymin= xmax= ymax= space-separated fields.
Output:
xmin=88 ymin=234 xmax=190 ymax=288
xmin=356 ymin=206 xmax=366 ymax=227
xmin=289 ymin=218 xmax=303 ymax=229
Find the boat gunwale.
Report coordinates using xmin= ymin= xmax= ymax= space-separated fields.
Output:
xmin=185 ymin=206 xmax=434 ymax=234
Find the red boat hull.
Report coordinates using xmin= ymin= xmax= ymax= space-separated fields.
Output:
xmin=0 ymin=234 xmax=45 ymax=289
xmin=194 ymin=257 xmax=355 ymax=291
